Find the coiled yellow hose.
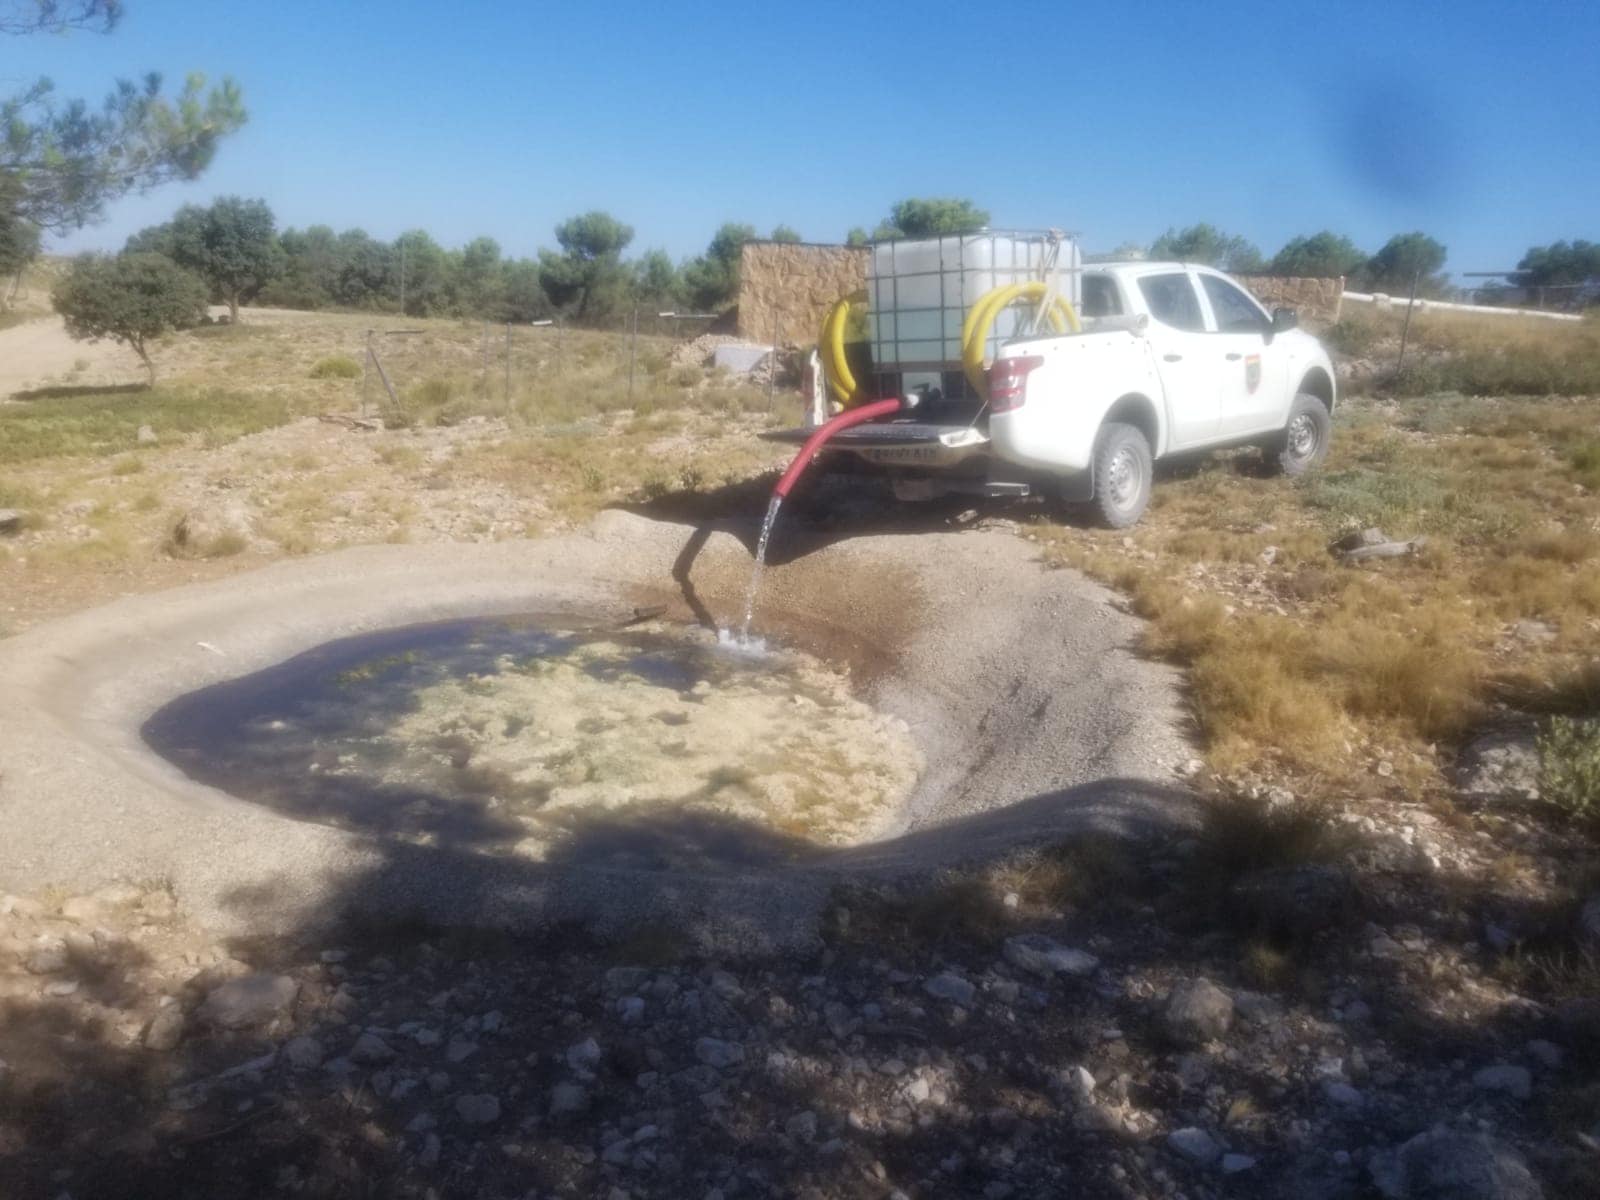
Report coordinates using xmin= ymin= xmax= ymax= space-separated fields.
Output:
xmin=818 ymin=280 xmax=1082 ymax=407
xmin=819 ymin=290 xmax=868 ymax=406
xmin=961 ymin=281 xmax=1080 ymax=399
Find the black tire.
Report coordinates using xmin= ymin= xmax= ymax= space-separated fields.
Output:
xmin=1271 ymin=393 xmax=1331 ymax=477
xmin=1089 ymin=421 xmax=1153 ymax=528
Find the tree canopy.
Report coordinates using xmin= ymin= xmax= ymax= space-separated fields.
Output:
xmin=0 ymin=0 xmax=120 ymax=34
xmin=129 ymin=195 xmax=282 ymax=321
xmin=874 ymin=197 xmax=990 ymax=239
xmin=1269 ymin=231 xmax=1366 ymax=278
xmin=51 ymin=250 xmax=207 ymax=380
xmin=1148 ymin=224 xmax=1264 ymax=272
xmin=1363 ymin=231 xmax=1448 ymax=294
xmin=682 ymin=221 xmax=755 ymax=312
xmin=3 ymin=72 xmax=246 ymax=235
xmin=1513 ymin=240 xmax=1600 ymax=287
xmin=1 ymin=1 xmax=244 ymax=293
xmin=538 ymin=210 xmax=634 ymax=321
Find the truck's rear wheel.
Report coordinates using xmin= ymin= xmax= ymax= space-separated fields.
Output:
xmin=1270 ymin=393 xmax=1331 ymax=476
xmin=1088 ymin=422 xmax=1152 ymax=528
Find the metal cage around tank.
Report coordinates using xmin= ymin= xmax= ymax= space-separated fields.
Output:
xmin=866 ymin=229 xmax=1082 ymax=401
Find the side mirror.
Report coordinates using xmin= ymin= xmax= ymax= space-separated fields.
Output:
xmin=1271 ymin=307 xmax=1299 ymax=332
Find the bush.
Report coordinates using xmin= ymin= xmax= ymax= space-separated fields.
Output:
xmin=52 ymin=253 xmax=209 ymax=382
xmin=1538 ymin=717 xmax=1600 ymax=822
xmin=309 ymin=355 xmax=361 ymax=379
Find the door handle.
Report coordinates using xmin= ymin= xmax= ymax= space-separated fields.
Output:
xmin=1163 ymin=353 xmax=1183 ymax=362
xmin=1225 ymin=352 xmax=1242 ymax=361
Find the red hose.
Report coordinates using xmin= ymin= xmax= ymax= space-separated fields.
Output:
xmin=772 ymin=397 xmax=906 ymax=499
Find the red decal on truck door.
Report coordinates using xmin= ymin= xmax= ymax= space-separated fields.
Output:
xmin=1245 ymin=354 xmax=1262 ymax=394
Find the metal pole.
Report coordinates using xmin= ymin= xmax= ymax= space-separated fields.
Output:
xmin=504 ymin=322 xmax=512 ymax=414
xmin=628 ymin=304 xmax=638 ymax=402
xmin=398 ymin=241 xmax=406 ymax=316
xmin=557 ymin=317 xmax=564 ymax=374
xmin=360 ymin=330 xmax=372 ymax=417
xmin=1395 ymin=269 xmax=1421 ymax=374
xmin=481 ymin=321 xmax=489 ymax=394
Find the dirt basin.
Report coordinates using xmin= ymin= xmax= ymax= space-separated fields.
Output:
xmin=0 ymin=511 xmax=1195 ymax=952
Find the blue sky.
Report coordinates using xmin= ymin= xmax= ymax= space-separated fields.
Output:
xmin=10 ymin=0 xmax=1598 ymax=275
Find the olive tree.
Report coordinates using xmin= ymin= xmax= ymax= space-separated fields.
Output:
xmin=52 ymin=251 xmax=207 ymax=381
xmin=873 ymin=197 xmax=990 ymax=239
xmin=128 ymin=196 xmax=282 ymax=323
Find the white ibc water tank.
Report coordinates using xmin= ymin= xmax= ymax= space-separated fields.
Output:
xmin=868 ymin=233 xmax=1081 ymax=369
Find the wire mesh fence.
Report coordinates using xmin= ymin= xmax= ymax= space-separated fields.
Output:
xmin=350 ymin=311 xmax=788 ymax=429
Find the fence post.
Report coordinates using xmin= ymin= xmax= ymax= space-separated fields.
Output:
xmin=1395 ymin=269 xmax=1421 ymax=375
xmin=504 ymin=322 xmax=512 ymax=415
xmin=360 ymin=329 xmax=373 ymax=418
xmin=628 ymin=304 xmax=639 ymax=402
xmin=557 ymin=318 xmax=564 ymax=374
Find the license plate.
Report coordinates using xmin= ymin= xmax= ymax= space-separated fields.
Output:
xmin=860 ymin=446 xmax=941 ymax=464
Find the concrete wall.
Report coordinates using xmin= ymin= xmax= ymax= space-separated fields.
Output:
xmin=1236 ymin=275 xmax=1345 ymax=324
xmin=737 ymin=242 xmax=869 ymax=344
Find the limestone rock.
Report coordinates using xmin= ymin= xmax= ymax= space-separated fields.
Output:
xmin=1455 ymin=727 xmax=1541 ymax=802
xmin=923 ymin=972 xmax=976 ymax=1007
xmin=1002 ymin=933 xmax=1099 ymax=979
xmin=24 ymin=936 xmax=69 ymax=975
xmin=143 ymin=1006 xmax=186 ymax=1051
xmin=1163 ymin=978 xmax=1234 ymax=1047
xmin=198 ymin=973 xmax=298 ymax=1030
xmin=1369 ymin=1128 xmax=1543 ymax=1199
xmin=1166 ymin=1126 xmax=1221 ymax=1165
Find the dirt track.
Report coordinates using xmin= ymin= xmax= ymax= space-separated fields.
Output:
xmin=0 ymin=315 xmax=146 ymax=397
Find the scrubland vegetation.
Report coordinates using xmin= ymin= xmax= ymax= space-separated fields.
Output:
xmin=1035 ymin=309 xmax=1600 ymax=816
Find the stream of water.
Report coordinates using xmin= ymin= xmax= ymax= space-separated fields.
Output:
xmin=736 ymin=493 xmax=783 ymax=644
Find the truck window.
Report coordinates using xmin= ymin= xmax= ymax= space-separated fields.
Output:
xmin=1201 ymin=274 xmax=1268 ymax=333
xmin=1081 ymin=274 xmax=1123 ymax=317
xmin=1137 ymin=273 xmax=1204 ymax=332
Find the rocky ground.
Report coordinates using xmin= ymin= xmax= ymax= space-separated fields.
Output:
xmin=3 ymin=789 xmax=1597 ymax=1200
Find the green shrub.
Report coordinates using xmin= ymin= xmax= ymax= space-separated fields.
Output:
xmin=1571 ymin=442 xmax=1600 ymax=491
xmin=1538 ymin=717 xmax=1600 ymax=822
xmin=310 ymin=355 xmax=362 ymax=379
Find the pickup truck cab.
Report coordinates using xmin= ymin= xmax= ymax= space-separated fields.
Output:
xmin=777 ymin=261 xmax=1338 ymax=528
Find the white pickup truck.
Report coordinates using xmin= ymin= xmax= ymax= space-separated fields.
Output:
xmin=777 ymin=261 xmax=1338 ymax=528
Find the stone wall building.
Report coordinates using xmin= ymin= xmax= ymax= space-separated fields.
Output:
xmin=737 ymin=242 xmax=869 ymax=344
xmin=1235 ymin=275 xmax=1345 ymax=324
xmin=734 ymin=241 xmax=1345 ymax=342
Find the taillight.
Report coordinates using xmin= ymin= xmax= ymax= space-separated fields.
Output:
xmin=988 ymin=355 xmax=1043 ymax=413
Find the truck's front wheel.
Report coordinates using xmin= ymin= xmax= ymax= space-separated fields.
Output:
xmin=1088 ymin=422 xmax=1152 ymax=528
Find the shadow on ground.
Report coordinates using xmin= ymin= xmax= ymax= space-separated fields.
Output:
xmin=4 ymin=779 xmax=1598 ymax=1199
xmin=9 ymin=381 xmax=151 ymax=402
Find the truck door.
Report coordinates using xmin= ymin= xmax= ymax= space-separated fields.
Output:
xmin=1199 ymin=273 xmax=1288 ymax=437
xmin=1135 ymin=272 xmax=1219 ymax=448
